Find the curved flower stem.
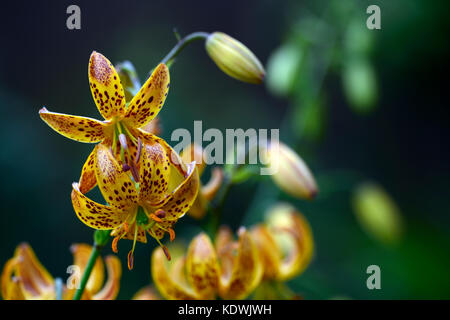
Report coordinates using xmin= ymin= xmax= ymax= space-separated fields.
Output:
xmin=161 ymin=32 xmax=209 ymax=65
xmin=73 ymin=230 xmax=110 ymax=300
xmin=72 ymin=245 xmax=101 ymax=300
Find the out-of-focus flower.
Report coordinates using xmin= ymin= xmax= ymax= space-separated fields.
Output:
xmin=180 ymin=143 xmax=223 ymax=219
xmin=39 ymin=51 xmax=174 ymax=194
xmin=352 ymin=182 xmax=404 ymax=245
xmin=71 ymin=143 xmax=199 ymax=269
xmin=251 ymin=203 xmax=314 ymax=282
xmin=151 ymin=227 xmax=263 ymax=300
xmin=205 ymin=32 xmax=265 ymax=84
xmin=132 ymin=286 xmax=161 ymax=300
xmin=1 ymin=243 xmax=121 ymax=300
xmin=263 ymin=142 xmax=318 ymax=200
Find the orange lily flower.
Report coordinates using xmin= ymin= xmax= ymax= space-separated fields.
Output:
xmin=151 ymin=227 xmax=263 ymax=300
xmin=250 ymin=203 xmax=314 ymax=282
xmin=1 ymin=243 xmax=121 ymax=300
xmin=71 ymin=143 xmax=199 ymax=269
xmin=39 ymin=51 xmax=172 ymax=194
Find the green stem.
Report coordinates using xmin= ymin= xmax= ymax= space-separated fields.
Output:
xmin=161 ymin=32 xmax=209 ymax=65
xmin=72 ymin=244 xmax=101 ymax=300
xmin=205 ymin=172 xmax=233 ymax=236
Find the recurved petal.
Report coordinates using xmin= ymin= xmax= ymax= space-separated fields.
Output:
xmin=158 ymin=163 xmax=199 ymax=220
xmin=151 ymin=248 xmax=198 ymax=300
xmin=39 ymin=107 xmax=107 ymax=143
xmin=135 ymin=129 xmax=187 ymax=176
xmin=79 ymin=149 xmax=97 ymax=194
xmin=14 ymin=243 xmax=55 ymax=300
xmin=218 ymin=228 xmax=263 ymax=300
xmin=89 ymin=51 xmax=126 ymax=120
xmin=92 ymin=255 xmax=122 ymax=300
xmin=70 ymin=244 xmax=104 ymax=295
xmin=139 ymin=141 xmax=171 ymax=204
xmin=94 ymin=144 xmax=138 ymax=210
xmin=1 ymin=257 xmax=22 ymax=299
xmin=124 ymin=63 xmax=170 ymax=128
xmin=250 ymin=225 xmax=281 ymax=280
xmin=275 ymin=213 xmax=314 ymax=281
xmin=71 ymin=182 xmax=129 ymax=230
xmin=186 ymin=233 xmax=219 ymax=299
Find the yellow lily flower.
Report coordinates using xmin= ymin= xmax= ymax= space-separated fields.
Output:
xmin=71 ymin=143 xmax=200 ymax=269
xmin=132 ymin=286 xmax=161 ymax=300
xmin=39 ymin=51 xmax=172 ymax=194
xmin=180 ymin=143 xmax=224 ymax=219
xmin=1 ymin=243 xmax=121 ymax=300
xmin=250 ymin=203 xmax=314 ymax=282
xmin=151 ymin=227 xmax=263 ymax=300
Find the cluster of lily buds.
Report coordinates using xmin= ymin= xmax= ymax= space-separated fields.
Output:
xmin=263 ymin=142 xmax=318 ymax=200
xmin=205 ymin=32 xmax=265 ymax=84
xmin=151 ymin=203 xmax=313 ymax=300
xmin=1 ymin=243 xmax=121 ymax=300
xmin=180 ymin=143 xmax=224 ymax=219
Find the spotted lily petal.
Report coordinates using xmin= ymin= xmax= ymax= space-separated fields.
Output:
xmin=157 ymin=163 xmax=199 ymax=220
xmin=14 ymin=243 xmax=55 ymax=300
xmin=124 ymin=63 xmax=170 ymax=128
xmin=139 ymin=141 xmax=170 ymax=204
xmin=89 ymin=51 xmax=126 ymax=120
xmin=70 ymin=244 xmax=104 ymax=294
xmin=135 ymin=129 xmax=187 ymax=175
xmin=218 ymin=228 xmax=263 ymax=300
xmin=111 ymin=223 xmax=147 ymax=244
xmin=39 ymin=107 xmax=108 ymax=143
xmin=71 ymin=182 xmax=129 ymax=230
xmin=78 ymin=148 xmax=97 ymax=194
xmin=94 ymin=144 xmax=138 ymax=210
xmin=151 ymin=248 xmax=197 ymax=300
xmin=185 ymin=233 xmax=219 ymax=299
xmin=92 ymin=255 xmax=122 ymax=300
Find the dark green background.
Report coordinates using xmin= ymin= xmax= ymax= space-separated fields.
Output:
xmin=0 ymin=0 xmax=449 ymax=299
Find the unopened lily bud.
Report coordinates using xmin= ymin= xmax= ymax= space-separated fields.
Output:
xmin=205 ymin=32 xmax=265 ymax=84
xmin=352 ymin=183 xmax=403 ymax=245
xmin=264 ymin=142 xmax=318 ymax=200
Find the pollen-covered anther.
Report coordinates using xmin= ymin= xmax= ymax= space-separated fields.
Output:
xmin=112 ymin=236 xmax=120 ymax=253
xmin=149 ymin=213 xmax=163 ymax=223
xmin=127 ymin=250 xmax=134 ymax=270
xmin=155 ymin=209 xmax=166 ymax=218
xmin=162 ymin=245 xmax=171 ymax=261
xmin=168 ymin=228 xmax=175 ymax=242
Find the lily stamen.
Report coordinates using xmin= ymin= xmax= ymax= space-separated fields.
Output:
xmin=149 ymin=213 xmax=163 ymax=223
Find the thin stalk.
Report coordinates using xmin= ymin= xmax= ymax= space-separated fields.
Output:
xmin=161 ymin=32 xmax=209 ymax=65
xmin=72 ymin=245 xmax=101 ymax=300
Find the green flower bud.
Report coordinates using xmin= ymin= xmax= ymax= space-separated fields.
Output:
xmin=352 ymin=183 xmax=404 ymax=245
xmin=205 ymin=32 xmax=265 ymax=84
